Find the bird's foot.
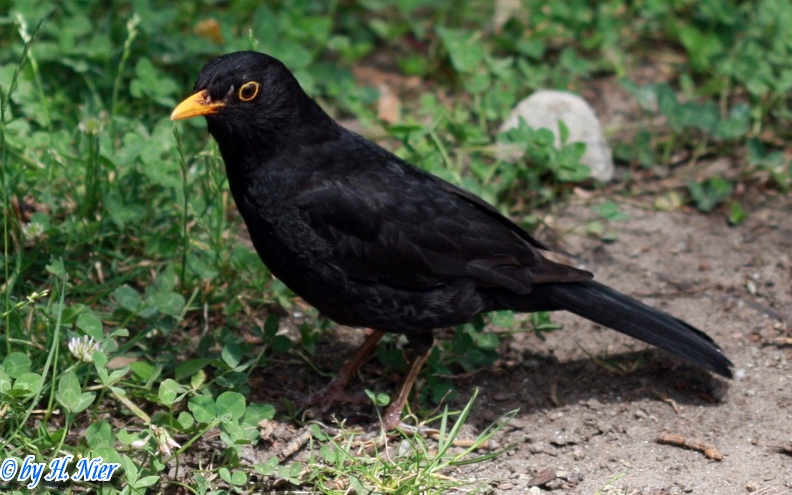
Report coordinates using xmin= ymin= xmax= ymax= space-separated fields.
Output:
xmin=297 ymin=330 xmax=386 ymax=414
xmin=379 ymin=401 xmax=408 ymax=431
xmin=354 ymin=420 xmax=435 ymax=443
xmin=276 ymin=418 xmax=437 ymax=461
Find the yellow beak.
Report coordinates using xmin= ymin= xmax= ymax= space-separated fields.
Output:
xmin=170 ymin=90 xmax=225 ymax=120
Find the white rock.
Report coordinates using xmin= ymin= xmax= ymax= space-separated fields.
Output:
xmin=498 ymin=89 xmax=615 ymax=182
xmin=492 ymin=0 xmax=523 ymax=30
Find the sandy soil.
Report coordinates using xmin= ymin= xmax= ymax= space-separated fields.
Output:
xmin=447 ymin=196 xmax=792 ymax=495
xmin=245 ymin=193 xmax=790 ymax=494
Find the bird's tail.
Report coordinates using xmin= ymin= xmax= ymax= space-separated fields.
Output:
xmin=503 ymin=280 xmax=733 ymax=378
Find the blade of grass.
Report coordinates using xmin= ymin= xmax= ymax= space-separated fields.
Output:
xmin=1 ymin=16 xmax=45 ymax=355
xmin=173 ymin=124 xmax=190 ymax=287
xmin=109 ymin=13 xmax=140 ymax=144
xmin=1 ymin=264 xmax=65 ymax=452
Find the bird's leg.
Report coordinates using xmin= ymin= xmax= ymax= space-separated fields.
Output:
xmin=377 ymin=331 xmax=435 ymax=430
xmin=380 ymin=348 xmax=431 ymax=430
xmin=301 ymin=330 xmax=384 ymax=411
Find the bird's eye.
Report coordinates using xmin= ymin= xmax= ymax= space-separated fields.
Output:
xmin=238 ymin=81 xmax=260 ymax=102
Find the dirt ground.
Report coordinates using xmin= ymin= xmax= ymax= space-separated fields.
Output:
xmin=448 ymin=195 xmax=792 ymax=495
xmin=244 ymin=191 xmax=790 ymax=494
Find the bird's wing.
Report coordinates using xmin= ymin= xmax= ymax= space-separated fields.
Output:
xmin=438 ymin=179 xmax=553 ymax=252
xmin=295 ymin=164 xmax=591 ymax=294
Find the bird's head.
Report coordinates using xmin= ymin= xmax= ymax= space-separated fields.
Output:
xmin=171 ymin=51 xmax=319 ymax=144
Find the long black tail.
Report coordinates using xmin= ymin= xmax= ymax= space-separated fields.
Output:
xmin=505 ymin=280 xmax=733 ymax=378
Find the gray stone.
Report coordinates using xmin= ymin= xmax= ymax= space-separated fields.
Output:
xmin=498 ymin=90 xmax=615 ymax=182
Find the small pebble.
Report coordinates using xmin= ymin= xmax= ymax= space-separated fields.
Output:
xmin=527 ymin=467 xmax=556 ymax=487
xmin=528 ymin=442 xmax=546 ymax=454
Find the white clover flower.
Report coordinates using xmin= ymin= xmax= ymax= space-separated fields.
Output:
xmin=68 ymin=336 xmax=100 ymax=363
xmin=151 ymin=425 xmax=181 ymax=457
xmin=22 ymin=222 xmax=45 ymax=243
xmin=131 ymin=437 xmax=149 ymax=449
xmin=78 ymin=118 xmax=103 ymax=136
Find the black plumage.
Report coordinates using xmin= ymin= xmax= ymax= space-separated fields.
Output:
xmin=172 ymin=51 xmax=732 ymax=426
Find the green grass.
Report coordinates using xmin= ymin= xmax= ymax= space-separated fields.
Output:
xmin=1 ymin=1 xmax=790 ymax=493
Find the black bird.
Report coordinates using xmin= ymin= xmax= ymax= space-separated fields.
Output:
xmin=171 ymin=51 xmax=732 ymax=428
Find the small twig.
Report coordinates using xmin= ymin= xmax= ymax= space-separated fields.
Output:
xmin=650 ymin=389 xmax=681 ymax=414
xmin=277 ymin=425 xmax=314 ymax=462
xmin=549 ymin=382 xmax=562 ymax=407
xmin=425 ymin=433 xmax=491 ymax=449
xmin=201 ymin=302 xmax=210 ymax=338
xmin=656 ymin=432 xmax=723 ymax=460
xmin=94 ymin=261 xmax=105 ymax=284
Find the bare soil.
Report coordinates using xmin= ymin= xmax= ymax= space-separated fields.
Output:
xmin=245 ymin=192 xmax=791 ymax=495
xmin=447 ymin=195 xmax=792 ymax=495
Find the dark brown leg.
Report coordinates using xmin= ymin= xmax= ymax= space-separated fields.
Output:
xmin=301 ymin=330 xmax=385 ymax=411
xmin=381 ymin=348 xmax=431 ymax=430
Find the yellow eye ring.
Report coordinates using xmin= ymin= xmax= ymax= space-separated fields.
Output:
xmin=238 ymin=81 xmax=259 ymax=102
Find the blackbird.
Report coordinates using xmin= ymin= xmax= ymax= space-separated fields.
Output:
xmin=172 ymin=51 xmax=732 ymax=427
